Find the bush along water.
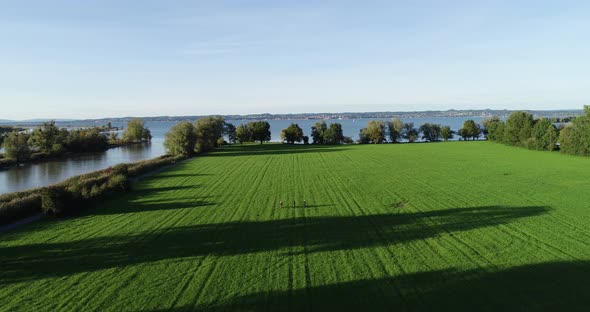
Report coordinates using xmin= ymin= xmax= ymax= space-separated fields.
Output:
xmin=0 ymin=155 xmax=182 ymax=224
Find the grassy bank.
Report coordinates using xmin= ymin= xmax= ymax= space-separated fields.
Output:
xmin=1 ymin=142 xmax=590 ymax=310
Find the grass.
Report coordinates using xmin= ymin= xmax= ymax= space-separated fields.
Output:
xmin=2 ymin=141 xmax=590 ymax=311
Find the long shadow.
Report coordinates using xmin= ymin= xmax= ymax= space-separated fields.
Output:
xmin=209 ymin=144 xmax=349 ymax=157
xmin=0 ymin=205 xmax=548 ymax=284
xmin=171 ymin=261 xmax=590 ymax=311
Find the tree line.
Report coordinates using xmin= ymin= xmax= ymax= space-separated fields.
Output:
xmin=1 ymin=119 xmax=151 ymax=164
xmin=164 ymin=118 xmax=272 ymax=157
xmin=484 ymin=107 xmax=590 ymax=156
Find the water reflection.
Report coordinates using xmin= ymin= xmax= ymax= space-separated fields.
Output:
xmin=0 ymin=139 xmax=165 ymax=194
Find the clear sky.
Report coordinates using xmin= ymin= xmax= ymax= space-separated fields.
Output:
xmin=1 ymin=0 xmax=589 ymax=120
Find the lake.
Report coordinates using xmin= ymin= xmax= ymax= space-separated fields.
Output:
xmin=0 ymin=117 xmax=483 ymax=194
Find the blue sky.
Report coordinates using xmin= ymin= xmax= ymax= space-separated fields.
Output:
xmin=1 ymin=1 xmax=589 ymax=119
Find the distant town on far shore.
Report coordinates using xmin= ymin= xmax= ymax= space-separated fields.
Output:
xmin=0 ymin=108 xmax=584 ymax=125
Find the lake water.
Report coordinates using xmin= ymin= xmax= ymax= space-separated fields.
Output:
xmin=0 ymin=117 xmax=483 ymax=194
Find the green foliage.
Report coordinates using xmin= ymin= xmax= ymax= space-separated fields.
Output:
xmin=459 ymin=120 xmax=481 ymax=141
xmin=2 ymin=131 xmax=31 ymax=163
xmin=164 ymin=121 xmax=197 ymax=157
xmin=486 ymin=120 xmax=505 ymax=142
xmin=235 ymin=124 xmax=251 ymax=144
xmin=194 ymin=116 xmax=226 ymax=153
xmin=503 ymin=112 xmax=534 ymax=146
xmin=225 ymin=123 xmax=237 ymax=144
xmin=419 ymin=123 xmax=442 ymax=142
xmin=123 ymin=118 xmax=151 ymax=143
xmin=441 ymin=126 xmax=453 ymax=141
xmin=481 ymin=116 xmax=501 ymax=139
xmin=302 ymin=136 xmax=309 ymax=145
xmin=311 ymin=121 xmax=344 ymax=144
xmin=387 ymin=118 xmax=404 ymax=143
xmin=0 ymin=193 xmax=42 ymax=225
xmin=28 ymin=121 xmax=65 ymax=153
xmin=248 ymin=121 xmax=272 ymax=144
xmin=311 ymin=121 xmax=328 ymax=144
xmin=280 ymin=123 xmax=304 ymax=144
xmin=360 ymin=120 xmax=386 ymax=144
xmin=402 ymin=122 xmax=418 ymax=143
xmin=4 ymin=143 xmax=590 ymax=310
xmin=65 ymin=129 xmax=109 ymax=152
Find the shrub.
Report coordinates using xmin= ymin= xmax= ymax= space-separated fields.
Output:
xmin=0 ymin=194 xmax=42 ymax=225
xmin=41 ymin=186 xmax=71 ymax=216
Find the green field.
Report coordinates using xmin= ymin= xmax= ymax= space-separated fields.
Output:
xmin=2 ymin=142 xmax=590 ymax=311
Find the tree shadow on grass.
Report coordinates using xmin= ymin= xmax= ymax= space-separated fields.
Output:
xmin=0 ymin=205 xmax=548 ymax=285
xmin=209 ymin=144 xmax=349 ymax=157
xmin=168 ymin=261 xmax=590 ymax=311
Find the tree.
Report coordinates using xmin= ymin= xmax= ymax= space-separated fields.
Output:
xmin=123 ymin=118 xmax=151 ymax=143
xmin=503 ymin=112 xmax=533 ymax=146
xmin=28 ymin=120 xmax=64 ymax=153
xmin=249 ymin=121 xmax=271 ymax=144
xmin=531 ymin=118 xmax=553 ymax=150
xmin=164 ymin=121 xmax=197 ymax=157
xmin=402 ymin=122 xmax=418 ymax=143
xmin=543 ymin=123 xmax=559 ymax=152
xmin=460 ymin=120 xmax=481 ymax=141
xmin=225 ymin=123 xmax=237 ymax=144
xmin=358 ymin=128 xmax=370 ymax=144
xmin=194 ymin=116 xmax=226 ymax=153
xmin=481 ymin=116 xmax=501 ymax=139
xmin=387 ymin=118 xmax=404 ymax=143
xmin=311 ymin=121 xmax=328 ymax=144
xmin=362 ymin=120 xmax=385 ymax=144
xmin=324 ymin=123 xmax=344 ymax=144
xmin=281 ymin=123 xmax=304 ymax=144
xmin=441 ymin=126 xmax=453 ymax=142
xmin=419 ymin=123 xmax=442 ymax=142
xmin=302 ymin=136 xmax=309 ymax=145
xmin=235 ymin=124 xmax=251 ymax=144
xmin=486 ymin=120 xmax=505 ymax=142
xmin=559 ymin=106 xmax=590 ymax=156
xmin=3 ymin=131 xmax=31 ymax=164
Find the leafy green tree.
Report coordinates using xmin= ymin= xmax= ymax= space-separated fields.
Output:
xmin=458 ymin=128 xmax=469 ymax=141
xmin=123 ymin=118 xmax=151 ymax=143
xmin=387 ymin=118 xmax=404 ymax=143
xmin=28 ymin=120 xmax=65 ymax=153
xmin=441 ymin=126 xmax=453 ymax=141
xmin=225 ymin=123 xmax=237 ymax=144
xmin=3 ymin=131 xmax=31 ymax=164
xmin=249 ymin=121 xmax=271 ymax=144
xmin=559 ymin=106 xmax=590 ymax=156
xmin=543 ymin=123 xmax=559 ymax=152
xmin=362 ymin=120 xmax=385 ymax=144
xmin=481 ymin=116 xmax=501 ymax=139
xmin=531 ymin=118 xmax=552 ymax=150
xmin=358 ymin=128 xmax=370 ymax=144
xmin=324 ymin=123 xmax=344 ymax=144
xmin=311 ymin=121 xmax=328 ymax=144
xmin=503 ymin=112 xmax=533 ymax=146
xmin=64 ymin=129 xmax=108 ymax=152
xmin=486 ymin=120 xmax=505 ymax=142
xmin=302 ymin=136 xmax=309 ymax=145
xmin=164 ymin=121 xmax=197 ymax=157
xmin=419 ymin=123 xmax=442 ymax=142
xmin=194 ymin=116 xmax=226 ymax=153
xmin=235 ymin=124 xmax=251 ymax=144
xmin=280 ymin=123 xmax=304 ymax=144
xmin=402 ymin=122 xmax=418 ymax=143
xmin=460 ymin=120 xmax=481 ymax=141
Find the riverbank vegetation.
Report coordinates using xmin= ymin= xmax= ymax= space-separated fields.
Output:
xmin=3 ymin=142 xmax=590 ymax=310
xmin=0 ymin=119 xmax=152 ymax=168
xmin=0 ymin=154 xmax=180 ymax=225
